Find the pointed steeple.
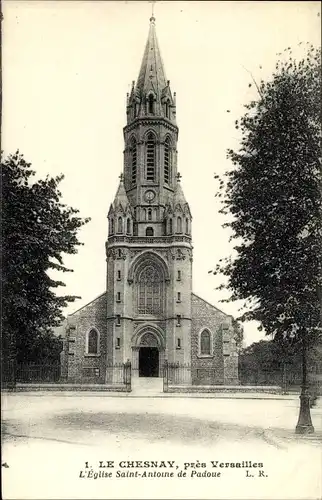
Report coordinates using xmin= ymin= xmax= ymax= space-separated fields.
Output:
xmin=125 ymin=16 xmax=176 ymax=123
xmin=174 ymin=173 xmax=188 ymax=205
xmin=108 ymin=174 xmax=133 ymax=236
xmin=111 ymin=173 xmax=131 ymax=212
xmin=136 ymin=16 xmax=167 ymax=97
xmin=122 ymin=14 xmax=183 ymax=226
xmin=174 ymin=173 xmax=191 ymax=219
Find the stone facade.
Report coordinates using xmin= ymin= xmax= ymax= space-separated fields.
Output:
xmin=191 ymin=294 xmax=238 ymax=385
xmin=62 ymin=294 xmax=108 ymax=383
xmin=62 ymin=16 xmax=239 ymax=387
xmin=63 ymin=290 xmax=238 ymax=385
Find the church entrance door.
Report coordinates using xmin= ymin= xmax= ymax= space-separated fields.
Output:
xmin=139 ymin=347 xmax=159 ymax=377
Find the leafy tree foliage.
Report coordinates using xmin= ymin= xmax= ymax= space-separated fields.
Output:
xmin=240 ymin=339 xmax=295 ymax=375
xmin=239 ymin=339 xmax=321 ymax=391
xmin=215 ymin=45 xmax=321 ymax=347
xmin=2 ymin=152 xmax=90 ymax=363
xmin=232 ymin=319 xmax=244 ymax=353
xmin=239 ymin=340 xmax=293 ymax=385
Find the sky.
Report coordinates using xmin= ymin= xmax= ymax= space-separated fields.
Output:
xmin=2 ymin=1 xmax=321 ymax=346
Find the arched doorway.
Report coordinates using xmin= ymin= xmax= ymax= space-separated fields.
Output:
xmin=132 ymin=328 xmax=165 ymax=378
xmin=139 ymin=346 xmax=159 ymax=377
xmin=138 ymin=332 xmax=159 ymax=377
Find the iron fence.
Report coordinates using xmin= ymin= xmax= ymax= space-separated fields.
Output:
xmin=240 ymin=367 xmax=321 ymax=395
xmin=162 ymin=362 xmax=230 ymax=390
xmin=15 ymin=363 xmax=61 ymax=383
xmin=2 ymin=361 xmax=132 ymax=391
xmin=163 ymin=361 xmax=191 ymax=391
xmin=105 ymin=361 xmax=131 ymax=391
xmin=1 ymin=360 xmax=17 ymax=388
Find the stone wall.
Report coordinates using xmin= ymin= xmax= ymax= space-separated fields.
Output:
xmin=65 ymin=293 xmax=107 ymax=383
xmin=191 ymin=294 xmax=239 ymax=385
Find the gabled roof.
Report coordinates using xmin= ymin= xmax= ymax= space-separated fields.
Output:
xmin=68 ymin=292 xmax=107 ymax=316
xmin=192 ymin=293 xmax=234 ymax=319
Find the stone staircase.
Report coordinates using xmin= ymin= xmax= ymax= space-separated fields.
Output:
xmin=131 ymin=377 xmax=163 ymax=396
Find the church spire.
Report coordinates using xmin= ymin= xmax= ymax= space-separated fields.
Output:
xmin=123 ymin=12 xmax=181 ymax=216
xmin=136 ymin=15 xmax=167 ymax=96
xmin=126 ymin=15 xmax=176 ymax=123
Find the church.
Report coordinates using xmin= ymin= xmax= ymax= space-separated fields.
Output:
xmin=61 ymin=16 xmax=239 ymax=387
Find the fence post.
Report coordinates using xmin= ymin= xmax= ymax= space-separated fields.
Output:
xmin=128 ymin=361 xmax=132 ymax=392
xmin=163 ymin=360 xmax=168 ymax=393
xmin=124 ymin=360 xmax=131 ymax=392
xmin=4 ymin=359 xmax=17 ymax=390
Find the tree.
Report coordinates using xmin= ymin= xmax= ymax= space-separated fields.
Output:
xmin=239 ymin=338 xmax=321 ymax=402
xmin=232 ymin=319 xmax=244 ymax=353
xmin=1 ymin=151 xmax=90 ymax=370
xmin=239 ymin=339 xmax=298 ymax=387
xmin=214 ymin=44 xmax=321 ymax=433
xmin=239 ymin=340 xmax=282 ymax=386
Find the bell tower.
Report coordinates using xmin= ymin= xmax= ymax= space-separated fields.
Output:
xmin=123 ymin=14 xmax=180 ymax=236
xmin=106 ymin=16 xmax=193 ymax=377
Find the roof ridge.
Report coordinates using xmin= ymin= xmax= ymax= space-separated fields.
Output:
xmin=192 ymin=292 xmax=234 ymax=319
xmin=68 ymin=292 xmax=107 ymax=316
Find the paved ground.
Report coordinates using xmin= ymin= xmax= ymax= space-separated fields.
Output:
xmin=2 ymin=392 xmax=322 ymax=500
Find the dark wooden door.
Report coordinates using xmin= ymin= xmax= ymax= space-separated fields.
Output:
xmin=139 ymin=347 xmax=159 ymax=377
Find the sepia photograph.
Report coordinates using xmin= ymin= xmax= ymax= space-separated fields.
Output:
xmin=1 ymin=1 xmax=321 ymax=499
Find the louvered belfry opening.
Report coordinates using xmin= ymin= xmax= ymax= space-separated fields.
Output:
xmin=131 ymin=138 xmax=137 ymax=185
xmin=146 ymin=133 xmax=156 ymax=181
xmin=164 ymin=137 xmax=171 ymax=184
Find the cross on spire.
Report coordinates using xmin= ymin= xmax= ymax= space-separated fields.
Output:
xmin=150 ymin=1 xmax=156 ymax=23
xmin=136 ymin=2 xmax=167 ymax=98
xmin=119 ymin=172 xmax=124 ymax=182
xmin=177 ymin=172 xmax=182 ymax=182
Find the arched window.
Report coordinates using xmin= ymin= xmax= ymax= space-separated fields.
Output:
xmin=126 ymin=218 xmax=131 ymax=234
xmin=148 ymin=94 xmax=154 ymax=114
xmin=131 ymin=138 xmax=137 ymax=185
xmin=148 ymin=209 xmax=152 ymax=221
xmin=110 ymin=219 xmax=114 ymax=234
xmin=146 ymin=227 xmax=154 ymax=236
xmin=169 ymin=218 xmax=173 ymax=234
xmin=146 ymin=133 xmax=156 ymax=182
xmin=200 ymin=330 xmax=211 ymax=355
xmin=137 ymin=265 xmax=163 ymax=315
xmin=185 ymin=218 xmax=189 ymax=234
xmin=164 ymin=137 xmax=172 ymax=185
xmin=117 ymin=217 xmax=123 ymax=234
xmin=87 ymin=329 xmax=99 ymax=355
xmin=177 ymin=216 xmax=182 ymax=233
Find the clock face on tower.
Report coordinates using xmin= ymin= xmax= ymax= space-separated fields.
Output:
xmin=144 ymin=190 xmax=156 ymax=202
